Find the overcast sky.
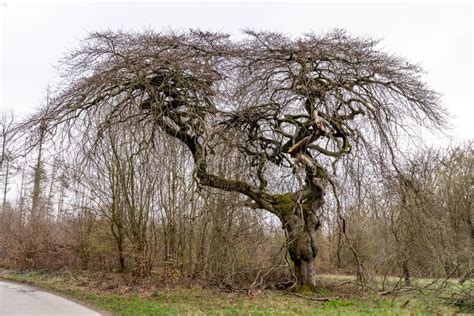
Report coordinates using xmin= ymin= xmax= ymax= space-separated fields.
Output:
xmin=0 ymin=1 xmax=472 ymax=144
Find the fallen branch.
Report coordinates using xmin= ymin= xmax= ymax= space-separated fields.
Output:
xmin=284 ymin=291 xmax=335 ymax=302
xmin=378 ymin=287 xmax=418 ymax=296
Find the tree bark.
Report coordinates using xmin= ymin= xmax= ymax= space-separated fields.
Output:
xmin=118 ymin=244 xmax=126 ymax=273
xmin=279 ymin=187 xmax=324 ymax=291
xmin=293 ymin=257 xmax=317 ymax=290
xmin=402 ymin=260 xmax=411 ymax=286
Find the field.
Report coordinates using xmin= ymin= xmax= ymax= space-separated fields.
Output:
xmin=1 ymin=270 xmax=471 ymax=315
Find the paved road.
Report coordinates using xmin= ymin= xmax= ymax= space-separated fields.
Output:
xmin=0 ymin=281 xmax=100 ymax=316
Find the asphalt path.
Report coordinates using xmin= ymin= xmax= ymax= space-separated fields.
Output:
xmin=0 ymin=281 xmax=100 ymax=316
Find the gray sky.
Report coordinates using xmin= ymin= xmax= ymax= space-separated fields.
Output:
xmin=0 ymin=1 xmax=472 ymax=144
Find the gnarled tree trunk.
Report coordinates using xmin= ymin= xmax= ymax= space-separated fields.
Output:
xmin=278 ymin=183 xmax=325 ymax=291
xmin=284 ymin=212 xmax=319 ymax=291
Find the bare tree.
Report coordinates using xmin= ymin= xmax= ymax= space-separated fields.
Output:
xmin=30 ymin=120 xmax=48 ymax=222
xmin=0 ymin=111 xmax=16 ymax=212
xmin=24 ymin=30 xmax=445 ymax=290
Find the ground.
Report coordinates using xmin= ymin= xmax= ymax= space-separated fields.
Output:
xmin=0 ymin=270 xmax=471 ymax=315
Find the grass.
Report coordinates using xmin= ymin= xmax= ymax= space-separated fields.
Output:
xmin=0 ymin=270 xmax=471 ymax=315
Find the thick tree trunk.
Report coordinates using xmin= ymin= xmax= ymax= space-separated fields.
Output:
xmin=281 ymin=191 xmax=323 ymax=292
xmin=293 ymin=257 xmax=317 ymax=290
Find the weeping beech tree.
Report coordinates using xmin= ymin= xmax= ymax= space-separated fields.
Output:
xmin=25 ymin=29 xmax=445 ymax=290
